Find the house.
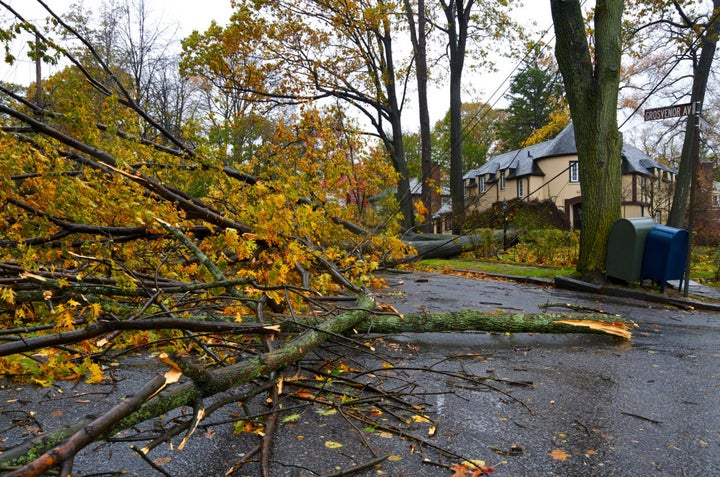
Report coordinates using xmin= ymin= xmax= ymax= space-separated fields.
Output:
xmin=463 ymin=123 xmax=677 ymax=229
xmin=409 ymin=173 xmax=453 ymax=234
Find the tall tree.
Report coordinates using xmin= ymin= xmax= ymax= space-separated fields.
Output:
xmin=404 ymin=0 xmax=435 ymax=232
xmin=663 ymin=0 xmax=719 ymax=228
xmin=439 ymin=0 xmax=473 ymax=234
xmin=181 ymin=0 xmax=417 ymax=230
xmin=432 ymin=102 xmax=503 ymax=173
xmin=622 ymin=1 xmax=719 ymax=228
xmin=433 ymin=0 xmax=517 ymax=233
xmin=551 ymin=0 xmax=625 ymax=275
xmin=496 ymin=59 xmax=567 ymax=152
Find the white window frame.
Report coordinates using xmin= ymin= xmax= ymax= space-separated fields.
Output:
xmin=569 ymin=161 xmax=579 ymax=183
xmin=517 ymin=178 xmax=523 ymax=198
xmin=479 ymin=176 xmax=486 ymax=193
xmin=500 ymin=170 xmax=506 ymax=190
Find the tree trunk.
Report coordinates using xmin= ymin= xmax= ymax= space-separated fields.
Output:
xmin=404 ymin=233 xmax=480 ymax=259
xmin=550 ymin=0 xmax=624 ymax=274
xmin=380 ymin=19 xmax=415 ymax=231
xmin=362 ymin=309 xmax=633 ymax=337
xmin=667 ymin=0 xmax=719 ymax=228
xmin=404 ymin=0 xmax=434 ymax=233
xmin=441 ymin=0 xmax=474 ymax=234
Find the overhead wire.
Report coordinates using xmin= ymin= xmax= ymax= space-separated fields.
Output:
xmin=397 ymin=8 xmax=567 ymax=259
xmin=404 ymin=2 xmax=718 ymax=262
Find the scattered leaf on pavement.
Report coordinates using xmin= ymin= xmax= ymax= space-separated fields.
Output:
xmin=549 ymin=449 xmax=570 ymax=461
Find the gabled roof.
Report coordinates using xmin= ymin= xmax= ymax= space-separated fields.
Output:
xmin=623 ymin=144 xmax=675 ymax=175
xmin=464 ymin=123 xmax=675 ymax=180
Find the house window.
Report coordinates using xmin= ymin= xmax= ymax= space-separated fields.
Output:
xmin=517 ymin=179 xmax=523 ymax=198
xmin=500 ymin=171 xmax=506 ymax=190
xmin=569 ymin=161 xmax=579 ymax=183
xmin=479 ymin=176 xmax=486 ymax=193
xmin=640 ymin=176 xmax=648 ymax=196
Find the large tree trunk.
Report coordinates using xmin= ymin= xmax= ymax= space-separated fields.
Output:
xmin=363 ymin=309 xmax=632 ymax=337
xmin=404 ymin=0 xmax=434 ymax=233
xmin=403 ymin=233 xmax=480 ymax=259
xmin=380 ymin=19 xmax=415 ymax=231
xmin=667 ymin=0 xmax=719 ymax=228
xmin=442 ymin=0 xmax=474 ymax=235
xmin=551 ymin=0 xmax=624 ymax=275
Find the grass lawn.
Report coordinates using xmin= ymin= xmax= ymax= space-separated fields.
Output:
xmin=418 ymin=258 xmax=577 ymax=280
xmin=419 ymin=245 xmax=720 ymax=289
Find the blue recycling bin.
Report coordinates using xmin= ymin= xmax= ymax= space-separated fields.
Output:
xmin=641 ymin=225 xmax=689 ymax=292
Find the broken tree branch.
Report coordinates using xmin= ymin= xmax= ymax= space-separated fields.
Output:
xmin=354 ymin=309 xmax=635 ymax=339
xmin=0 ymin=317 xmax=280 ymax=357
xmin=4 ymin=367 xmax=180 ymax=477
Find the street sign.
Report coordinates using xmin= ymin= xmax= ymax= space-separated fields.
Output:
xmin=644 ymin=103 xmax=694 ymax=121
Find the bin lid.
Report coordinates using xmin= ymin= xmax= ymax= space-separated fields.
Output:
xmin=647 ymin=224 xmax=688 ymax=239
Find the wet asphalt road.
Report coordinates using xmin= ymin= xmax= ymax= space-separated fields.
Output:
xmin=2 ymin=270 xmax=720 ymax=476
xmin=368 ymin=271 xmax=720 ymax=476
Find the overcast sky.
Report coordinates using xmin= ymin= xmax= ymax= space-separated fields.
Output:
xmin=0 ymin=1 xmax=555 ymax=129
xmin=0 ymin=0 xmax=235 ymax=84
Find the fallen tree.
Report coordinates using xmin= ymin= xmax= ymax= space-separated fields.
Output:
xmin=0 ymin=290 xmax=633 ymax=475
xmin=0 ymin=5 xmax=635 ymax=475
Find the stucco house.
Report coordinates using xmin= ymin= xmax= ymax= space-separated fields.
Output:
xmin=463 ymin=123 xmax=677 ymax=229
xmin=409 ymin=176 xmax=453 ymax=234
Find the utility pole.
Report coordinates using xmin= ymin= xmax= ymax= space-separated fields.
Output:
xmin=683 ymin=100 xmax=702 ymax=297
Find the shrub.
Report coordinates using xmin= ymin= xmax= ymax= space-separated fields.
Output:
xmin=501 ymin=229 xmax=579 ymax=267
xmin=464 ymin=198 xmax=569 ymax=232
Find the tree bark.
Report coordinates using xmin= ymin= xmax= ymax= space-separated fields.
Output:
xmin=404 ymin=0 xmax=434 ymax=233
xmin=360 ymin=309 xmax=633 ymax=337
xmin=441 ymin=0 xmax=474 ymax=234
xmin=380 ymin=18 xmax=415 ymax=231
xmin=403 ymin=233 xmax=480 ymax=259
xmin=551 ymin=0 xmax=624 ymax=275
xmin=667 ymin=0 xmax=719 ymax=228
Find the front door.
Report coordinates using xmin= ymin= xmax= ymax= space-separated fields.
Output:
xmin=572 ymin=203 xmax=582 ymax=230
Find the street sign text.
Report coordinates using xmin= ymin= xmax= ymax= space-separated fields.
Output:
xmin=644 ymin=103 xmax=694 ymax=121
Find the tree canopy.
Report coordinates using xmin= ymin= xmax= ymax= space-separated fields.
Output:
xmin=496 ymin=57 xmax=568 ymax=152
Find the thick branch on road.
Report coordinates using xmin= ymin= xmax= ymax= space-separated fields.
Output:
xmin=0 ymin=318 xmax=280 ymax=357
xmin=364 ymin=309 xmax=635 ymax=339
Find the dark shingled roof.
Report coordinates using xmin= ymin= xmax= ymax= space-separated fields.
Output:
xmin=464 ymin=123 xmax=676 ymax=180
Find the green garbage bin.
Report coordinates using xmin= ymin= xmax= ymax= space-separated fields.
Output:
xmin=606 ymin=217 xmax=656 ymax=285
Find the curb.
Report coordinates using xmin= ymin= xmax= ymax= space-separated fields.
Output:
xmin=426 ymin=266 xmax=720 ymax=313
xmin=554 ymin=275 xmax=720 ymax=312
